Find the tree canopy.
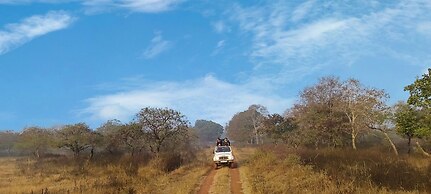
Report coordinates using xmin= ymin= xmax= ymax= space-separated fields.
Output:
xmin=193 ymin=120 xmax=223 ymax=143
xmin=136 ymin=107 xmax=190 ymax=154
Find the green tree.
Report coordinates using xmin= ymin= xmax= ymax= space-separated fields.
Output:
xmin=227 ymin=110 xmax=253 ymax=144
xmin=403 ymin=69 xmax=431 ymax=156
xmin=394 ymin=102 xmax=421 ymax=153
xmin=16 ymin=127 xmax=53 ymax=158
xmin=404 ymin=68 xmax=431 ymax=109
xmin=136 ymin=107 xmax=189 ymax=154
xmin=226 ymin=105 xmax=268 ymax=145
xmin=193 ymin=120 xmax=223 ymax=143
xmin=289 ymin=77 xmax=390 ymax=150
xmin=56 ymin=123 xmax=94 ymax=157
xmin=289 ymin=77 xmax=348 ymax=148
xmin=261 ymin=114 xmax=296 ymax=144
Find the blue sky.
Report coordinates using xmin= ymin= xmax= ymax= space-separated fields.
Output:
xmin=0 ymin=0 xmax=430 ymax=130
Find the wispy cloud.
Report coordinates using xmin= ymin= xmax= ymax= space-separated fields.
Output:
xmin=83 ymin=0 xmax=185 ymax=13
xmin=81 ymin=75 xmax=293 ymax=125
xmin=229 ymin=0 xmax=431 ymax=84
xmin=0 ymin=0 xmax=185 ymax=13
xmin=141 ymin=32 xmax=171 ymax=59
xmin=211 ymin=40 xmax=225 ymax=56
xmin=291 ymin=0 xmax=315 ymax=22
xmin=212 ymin=20 xmax=229 ymax=33
xmin=0 ymin=0 xmax=72 ymax=4
xmin=0 ymin=11 xmax=75 ymax=55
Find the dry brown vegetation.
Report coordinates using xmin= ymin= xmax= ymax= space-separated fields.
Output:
xmin=0 ymin=151 xmax=212 ymax=194
xmin=244 ymin=145 xmax=430 ymax=194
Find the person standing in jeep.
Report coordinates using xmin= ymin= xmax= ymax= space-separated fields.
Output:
xmin=223 ymin=137 xmax=230 ymax=146
xmin=216 ymin=137 xmax=222 ymax=146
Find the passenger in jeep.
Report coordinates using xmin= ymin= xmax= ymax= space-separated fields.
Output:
xmin=216 ymin=137 xmax=222 ymax=146
xmin=222 ymin=137 xmax=230 ymax=146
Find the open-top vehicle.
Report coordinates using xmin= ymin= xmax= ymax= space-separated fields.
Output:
xmin=213 ymin=146 xmax=234 ymax=168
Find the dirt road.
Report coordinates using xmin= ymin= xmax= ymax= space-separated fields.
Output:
xmin=196 ymin=164 xmax=243 ymax=194
xmin=229 ymin=165 xmax=242 ymax=194
xmin=197 ymin=167 xmax=217 ymax=194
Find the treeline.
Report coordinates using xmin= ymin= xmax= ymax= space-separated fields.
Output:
xmin=0 ymin=107 xmax=196 ymax=169
xmin=227 ymin=69 xmax=431 ymax=156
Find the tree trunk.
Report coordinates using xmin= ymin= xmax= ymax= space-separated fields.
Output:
xmin=382 ymin=131 xmax=398 ymax=156
xmin=407 ymin=137 xmax=412 ymax=154
xmin=90 ymin=148 xmax=94 ymax=160
xmin=351 ymin=131 xmax=357 ymax=150
xmin=415 ymin=141 xmax=430 ymax=157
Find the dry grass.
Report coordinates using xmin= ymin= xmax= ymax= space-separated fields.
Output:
xmin=243 ymin=145 xmax=429 ymax=194
xmin=232 ymin=147 xmax=256 ymax=194
xmin=0 ymin=152 xmax=210 ymax=194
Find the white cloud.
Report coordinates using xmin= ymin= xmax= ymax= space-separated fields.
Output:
xmin=229 ymin=0 xmax=431 ymax=84
xmin=81 ymin=75 xmax=293 ymax=125
xmin=141 ymin=32 xmax=171 ymax=59
xmin=0 ymin=0 xmax=184 ymax=13
xmin=83 ymin=0 xmax=184 ymax=13
xmin=0 ymin=11 xmax=75 ymax=55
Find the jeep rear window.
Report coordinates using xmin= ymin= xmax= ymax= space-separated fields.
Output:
xmin=215 ymin=146 xmax=231 ymax=152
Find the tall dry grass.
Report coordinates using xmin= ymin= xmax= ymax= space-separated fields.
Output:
xmin=244 ymin=145 xmax=429 ymax=194
xmin=0 ymin=150 xmax=212 ymax=194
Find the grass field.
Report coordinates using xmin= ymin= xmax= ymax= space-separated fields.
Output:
xmin=0 ymin=153 xmax=211 ymax=194
xmin=244 ymin=145 xmax=431 ymax=194
xmin=1 ymin=146 xmax=430 ymax=194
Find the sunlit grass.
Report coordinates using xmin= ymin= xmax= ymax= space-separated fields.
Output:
xmin=243 ymin=146 xmax=429 ymax=194
xmin=0 ymin=153 xmax=209 ymax=194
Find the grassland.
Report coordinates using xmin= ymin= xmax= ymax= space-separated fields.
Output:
xmin=243 ymin=145 xmax=431 ymax=194
xmin=0 ymin=153 xmax=211 ymax=194
xmin=1 ymin=146 xmax=430 ymax=194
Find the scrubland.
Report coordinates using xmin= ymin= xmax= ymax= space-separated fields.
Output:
xmin=0 ymin=151 xmax=211 ymax=194
xmin=244 ymin=145 xmax=431 ymax=194
xmin=1 ymin=145 xmax=430 ymax=194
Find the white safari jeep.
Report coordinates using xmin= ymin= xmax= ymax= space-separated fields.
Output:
xmin=213 ymin=146 xmax=235 ymax=168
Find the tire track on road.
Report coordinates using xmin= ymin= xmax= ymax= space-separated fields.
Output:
xmin=197 ymin=167 xmax=217 ymax=194
xmin=230 ymin=163 xmax=243 ymax=194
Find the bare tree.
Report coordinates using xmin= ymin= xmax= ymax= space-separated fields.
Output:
xmin=118 ymin=122 xmax=146 ymax=157
xmin=340 ymin=79 xmax=389 ymax=150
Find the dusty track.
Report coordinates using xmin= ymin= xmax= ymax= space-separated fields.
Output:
xmin=197 ymin=163 xmax=243 ymax=194
xmin=197 ymin=167 xmax=217 ymax=194
xmin=229 ymin=164 xmax=243 ymax=194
